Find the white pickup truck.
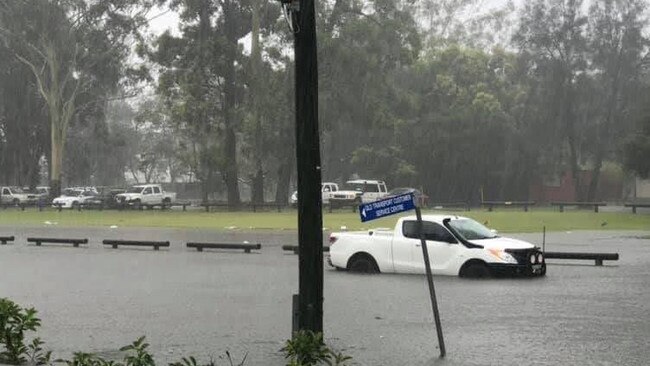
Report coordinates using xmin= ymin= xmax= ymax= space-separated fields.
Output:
xmin=289 ymin=182 xmax=339 ymax=206
xmin=0 ymin=186 xmax=38 ymax=205
xmin=328 ymin=179 xmax=388 ymax=206
xmin=328 ymin=214 xmax=545 ymax=278
xmin=115 ymin=184 xmax=176 ymax=209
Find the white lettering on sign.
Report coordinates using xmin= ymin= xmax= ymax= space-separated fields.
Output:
xmin=375 ymin=203 xmax=407 ymax=218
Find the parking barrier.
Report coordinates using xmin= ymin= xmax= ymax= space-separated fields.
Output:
xmin=282 ymin=245 xmax=330 ymax=255
xmin=27 ymin=237 xmax=88 ymax=247
xmin=186 ymin=242 xmax=261 ymax=253
xmin=544 ymin=251 xmax=618 ymax=266
xmin=102 ymin=239 xmax=170 ymax=250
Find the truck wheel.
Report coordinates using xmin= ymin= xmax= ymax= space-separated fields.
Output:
xmin=162 ymin=198 xmax=171 ymax=209
xmin=12 ymin=198 xmax=20 ymax=206
xmin=71 ymin=201 xmax=79 ymax=210
xmin=459 ymin=260 xmax=490 ymax=278
xmin=347 ymin=253 xmax=379 ymax=274
xmin=133 ymin=200 xmax=142 ymax=210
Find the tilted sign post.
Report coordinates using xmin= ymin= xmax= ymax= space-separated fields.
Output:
xmin=359 ymin=193 xmax=446 ymax=358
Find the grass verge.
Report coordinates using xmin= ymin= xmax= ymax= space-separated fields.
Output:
xmin=0 ymin=207 xmax=648 ymax=233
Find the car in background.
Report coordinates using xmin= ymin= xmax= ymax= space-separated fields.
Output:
xmin=328 ymin=179 xmax=388 ymax=206
xmin=290 ymin=182 xmax=339 ymax=207
xmin=115 ymin=184 xmax=176 ymax=209
xmin=52 ymin=188 xmax=97 ymax=209
xmin=84 ymin=187 xmax=127 ymax=209
xmin=385 ymin=187 xmax=429 ymax=207
xmin=0 ymin=186 xmax=38 ymax=206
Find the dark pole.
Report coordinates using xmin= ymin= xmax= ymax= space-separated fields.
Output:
xmin=292 ymin=0 xmax=323 ymax=333
xmin=415 ymin=206 xmax=446 ymax=358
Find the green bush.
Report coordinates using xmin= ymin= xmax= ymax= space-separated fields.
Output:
xmin=0 ymin=298 xmax=48 ymax=365
xmin=282 ymin=331 xmax=352 ymax=366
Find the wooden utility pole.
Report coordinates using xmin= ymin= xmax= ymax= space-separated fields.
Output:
xmin=288 ymin=0 xmax=323 ymax=333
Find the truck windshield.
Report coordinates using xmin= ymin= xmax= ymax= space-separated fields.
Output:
xmin=448 ymin=219 xmax=497 ymax=240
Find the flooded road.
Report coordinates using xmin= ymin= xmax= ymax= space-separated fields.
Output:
xmin=1 ymin=226 xmax=648 ymax=365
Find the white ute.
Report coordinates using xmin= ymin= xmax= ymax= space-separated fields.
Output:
xmin=0 ymin=186 xmax=38 ymax=205
xmin=328 ymin=179 xmax=388 ymax=206
xmin=328 ymin=215 xmax=546 ymax=277
xmin=290 ymin=182 xmax=339 ymax=206
xmin=115 ymin=184 xmax=176 ymax=209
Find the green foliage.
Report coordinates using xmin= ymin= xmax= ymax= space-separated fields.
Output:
xmin=0 ymin=298 xmax=43 ymax=365
xmin=282 ymin=331 xmax=352 ymax=366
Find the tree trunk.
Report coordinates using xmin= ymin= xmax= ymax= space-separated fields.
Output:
xmin=252 ymin=165 xmax=264 ymax=204
xmin=222 ymin=0 xmax=241 ymax=207
xmin=275 ymin=158 xmax=293 ymax=205
xmin=50 ymin=125 xmax=65 ymax=197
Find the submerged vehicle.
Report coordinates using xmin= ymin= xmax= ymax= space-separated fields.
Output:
xmin=328 ymin=215 xmax=545 ymax=278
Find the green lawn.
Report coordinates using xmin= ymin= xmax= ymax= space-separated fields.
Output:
xmin=0 ymin=207 xmax=648 ymax=233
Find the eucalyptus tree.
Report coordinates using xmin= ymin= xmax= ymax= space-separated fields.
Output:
xmin=0 ymin=0 xmax=158 ymax=196
xmin=513 ymin=0 xmax=588 ymax=200
xmin=317 ymin=0 xmax=422 ymax=183
xmin=583 ymin=0 xmax=649 ymax=200
xmin=151 ymin=0 xmax=254 ymax=204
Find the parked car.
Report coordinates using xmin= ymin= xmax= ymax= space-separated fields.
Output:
xmin=84 ymin=187 xmax=127 ymax=209
xmin=385 ymin=187 xmax=429 ymax=207
xmin=0 ymin=186 xmax=38 ymax=206
xmin=290 ymin=182 xmax=339 ymax=207
xmin=328 ymin=214 xmax=546 ymax=277
xmin=328 ymin=179 xmax=388 ymax=206
xmin=52 ymin=188 xmax=97 ymax=209
xmin=115 ymin=184 xmax=176 ymax=209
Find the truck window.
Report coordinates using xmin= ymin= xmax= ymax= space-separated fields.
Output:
xmin=143 ymin=187 xmax=153 ymax=195
xmin=2 ymin=188 xmax=9 ymax=195
xmin=379 ymin=184 xmax=386 ymax=193
xmin=364 ymin=184 xmax=379 ymax=193
xmin=402 ymin=221 xmax=457 ymax=243
xmin=153 ymin=186 xmax=161 ymax=194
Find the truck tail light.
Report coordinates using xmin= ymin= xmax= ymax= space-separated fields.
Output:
xmin=329 ymin=235 xmax=338 ymax=244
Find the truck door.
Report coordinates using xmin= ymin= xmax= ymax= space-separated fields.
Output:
xmin=362 ymin=183 xmax=380 ymax=203
xmin=402 ymin=220 xmax=461 ymax=274
xmin=1 ymin=188 xmax=11 ymax=204
xmin=142 ymin=187 xmax=153 ymax=203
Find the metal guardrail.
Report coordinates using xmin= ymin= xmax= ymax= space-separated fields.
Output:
xmin=482 ymin=201 xmax=536 ymax=212
xmin=624 ymin=203 xmax=650 ymax=214
xmin=0 ymin=236 xmax=15 ymax=245
xmin=550 ymin=201 xmax=607 ymax=213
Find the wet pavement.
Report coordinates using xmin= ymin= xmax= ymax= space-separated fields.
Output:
xmin=1 ymin=225 xmax=649 ymax=365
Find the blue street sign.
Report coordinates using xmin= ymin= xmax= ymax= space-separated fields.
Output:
xmin=359 ymin=193 xmax=416 ymax=222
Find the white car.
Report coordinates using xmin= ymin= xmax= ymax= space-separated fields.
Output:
xmin=290 ymin=182 xmax=339 ymax=206
xmin=328 ymin=179 xmax=388 ymax=206
xmin=52 ymin=189 xmax=97 ymax=209
xmin=328 ymin=214 xmax=546 ymax=277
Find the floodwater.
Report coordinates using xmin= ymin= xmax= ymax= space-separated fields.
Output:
xmin=1 ymin=226 xmax=649 ymax=365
